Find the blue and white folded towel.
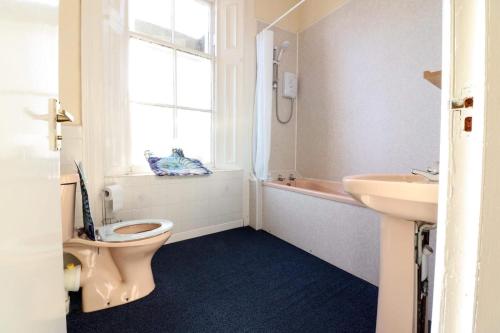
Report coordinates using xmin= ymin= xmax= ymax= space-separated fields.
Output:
xmin=145 ymin=149 xmax=212 ymax=176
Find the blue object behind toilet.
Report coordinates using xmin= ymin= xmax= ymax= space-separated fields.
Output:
xmin=145 ymin=149 xmax=212 ymax=176
xmin=75 ymin=161 xmax=96 ymax=241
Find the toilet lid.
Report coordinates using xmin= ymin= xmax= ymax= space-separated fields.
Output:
xmin=97 ymin=219 xmax=173 ymax=243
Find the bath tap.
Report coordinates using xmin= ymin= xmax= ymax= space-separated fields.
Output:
xmin=288 ymin=174 xmax=296 ymax=181
xmin=411 ymin=162 xmax=439 ymax=182
xmin=277 ymin=174 xmax=285 ymax=182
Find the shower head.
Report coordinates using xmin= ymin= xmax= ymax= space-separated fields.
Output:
xmin=280 ymin=40 xmax=290 ymax=49
xmin=275 ymin=40 xmax=290 ymax=62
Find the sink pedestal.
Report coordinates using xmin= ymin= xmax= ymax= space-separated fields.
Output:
xmin=342 ymin=173 xmax=438 ymax=333
xmin=377 ymin=215 xmax=417 ymax=333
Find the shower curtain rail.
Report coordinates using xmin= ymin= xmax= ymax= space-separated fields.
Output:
xmin=262 ymin=0 xmax=307 ymax=32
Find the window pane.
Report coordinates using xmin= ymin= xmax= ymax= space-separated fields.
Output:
xmin=174 ymin=0 xmax=211 ymax=53
xmin=130 ymin=103 xmax=174 ymax=165
xmin=176 ymin=109 xmax=211 ymax=163
xmin=129 ymin=38 xmax=174 ymax=105
xmin=129 ymin=0 xmax=172 ymax=43
xmin=176 ymin=51 xmax=212 ymax=109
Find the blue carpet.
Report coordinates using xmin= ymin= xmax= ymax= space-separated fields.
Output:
xmin=67 ymin=227 xmax=377 ymax=333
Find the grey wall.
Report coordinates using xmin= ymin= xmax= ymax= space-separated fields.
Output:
xmin=297 ymin=0 xmax=442 ymax=180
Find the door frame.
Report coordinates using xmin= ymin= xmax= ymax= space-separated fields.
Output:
xmin=432 ymin=0 xmax=500 ymax=331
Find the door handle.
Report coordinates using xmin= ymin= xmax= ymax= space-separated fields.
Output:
xmin=48 ymin=98 xmax=73 ymax=151
xmin=56 ymin=109 xmax=74 ymax=123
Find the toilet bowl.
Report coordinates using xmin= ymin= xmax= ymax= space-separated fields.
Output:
xmin=60 ymin=174 xmax=173 ymax=312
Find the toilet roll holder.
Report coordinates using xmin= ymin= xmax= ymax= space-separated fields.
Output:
xmin=102 ymin=189 xmax=122 ymax=226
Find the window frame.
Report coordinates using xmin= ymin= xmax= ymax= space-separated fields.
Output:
xmin=127 ymin=0 xmax=216 ymax=172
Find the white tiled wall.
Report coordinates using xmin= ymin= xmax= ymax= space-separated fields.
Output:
xmin=60 ymin=125 xmax=244 ymax=237
xmin=104 ymin=170 xmax=244 ymax=236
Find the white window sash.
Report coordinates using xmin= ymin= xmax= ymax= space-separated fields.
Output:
xmin=126 ymin=0 xmax=216 ymax=173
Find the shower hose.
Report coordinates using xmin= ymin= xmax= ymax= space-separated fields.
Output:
xmin=275 ymin=87 xmax=294 ymax=124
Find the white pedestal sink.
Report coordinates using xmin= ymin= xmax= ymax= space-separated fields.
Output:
xmin=343 ymin=174 xmax=438 ymax=333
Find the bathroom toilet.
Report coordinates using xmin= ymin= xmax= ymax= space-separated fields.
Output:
xmin=60 ymin=174 xmax=173 ymax=312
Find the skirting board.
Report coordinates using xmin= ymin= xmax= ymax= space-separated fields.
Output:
xmin=165 ymin=219 xmax=244 ymax=244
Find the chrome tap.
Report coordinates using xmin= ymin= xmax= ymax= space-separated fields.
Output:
xmin=411 ymin=162 xmax=439 ymax=182
xmin=288 ymin=174 xmax=296 ymax=181
xmin=277 ymin=174 xmax=285 ymax=182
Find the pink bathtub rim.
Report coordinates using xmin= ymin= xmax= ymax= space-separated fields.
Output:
xmin=263 ymin=178 xmax=364 ymax=207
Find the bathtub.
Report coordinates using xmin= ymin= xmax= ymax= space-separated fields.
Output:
xmin=261 ymin=177 xmax=380 ymax=285
xmin=263 ymin=178 xmax=363 ymax=207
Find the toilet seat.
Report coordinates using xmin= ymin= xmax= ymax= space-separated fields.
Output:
xmin=97 ymin=219 xmax=173 ymax=243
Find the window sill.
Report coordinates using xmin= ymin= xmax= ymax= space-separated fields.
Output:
xmin=106 ymin=167 xmax=243 ymax=179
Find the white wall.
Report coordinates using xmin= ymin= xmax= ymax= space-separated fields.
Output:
xmin=60 ymin=123 xmax=246 ymax=245
xmin=61 ymin=123 xmax=246 ymax=236
xmin=297 ymin=0 xmax=442 ymax=180
xmin=60 ymin=126 xmax=83 ymax=175
xmin=59 ymin=0 xmax=252 ymax=243
xmin=105 ymin=170 xmax=244 ymax=241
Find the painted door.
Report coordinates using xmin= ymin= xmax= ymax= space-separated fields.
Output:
xmin=432 ymin=0 xmax=489 ymax=332
xmin=0 ymin=1 xmax=66 ymax=332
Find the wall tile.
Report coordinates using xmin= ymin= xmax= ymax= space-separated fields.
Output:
xmin=103 ymin=170 xmax=244 ymax=233
xmin=297 ymin=0 xmax=442 ymax=180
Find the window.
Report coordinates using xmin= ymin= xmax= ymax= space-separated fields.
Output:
xmin=128 ymin=0 xmax=214 ymax=168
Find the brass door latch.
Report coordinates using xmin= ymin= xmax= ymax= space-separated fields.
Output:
xmin=48 ymin=98 xmax=74 ymax=151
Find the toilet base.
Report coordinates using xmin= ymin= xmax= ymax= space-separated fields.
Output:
xmin=64 ymin=231 xmax=172 ymax=313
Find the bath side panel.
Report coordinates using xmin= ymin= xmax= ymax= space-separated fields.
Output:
xmin=262 ymin=186 xmax=380 ymax=286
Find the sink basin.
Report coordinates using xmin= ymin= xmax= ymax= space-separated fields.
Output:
xmin=343 ymin=174 xmax=439 ymax=223
xmin=343 ymin=174 xmax=439 ymax=333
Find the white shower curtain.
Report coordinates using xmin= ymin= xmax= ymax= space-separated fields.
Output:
xmin=253 ymin=30 xmax=274 ymax=181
